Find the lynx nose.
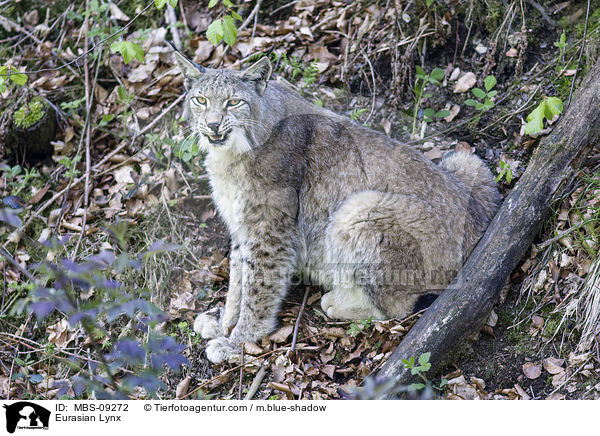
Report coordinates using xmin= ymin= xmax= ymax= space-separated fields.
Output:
xmin=207 ymin=122 xmax=220 ymax=134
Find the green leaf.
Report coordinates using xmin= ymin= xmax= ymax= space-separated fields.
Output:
xmin=231 ymin=11 xmax=243 ymax=21
xmin=464 ymin=99 xmax=478 ymax=106
xmin=29 ymin=374 xmax=44 ymax=384
xmin=415 ymin=65 xmax=424 ymax=76
xmin=110 ymin=41 xmax=144 ymax=64
xmin=208 ymin=0 xmax=219 ymax=7
xmin=487 ymin=90 xmax=498 ymax=98
xmin=222 ymin=15 xmax=237 ymax=47
xmin=544 ymin=96 xmax=563 ymax=119
xmin=206 ymin=19 xmax=224 ymax=46
xmin=472 ymin=87 xmax=486 ymax=99
xmin=422 ymin=108 xmax=434 ymax=118
xmin=484 ymin=75 xmax=496 ymax=91
xmin=0 ymin=65 xmax=27 ymax=89
xmin=430 ymin=68 xmax=445 ymax=82
xmin=9 ymin=71 xmax=27 ymax=86
xmin=222 ymin=0 xmax=234 ymax=7
xmin=168 ymin=0 xmax=178 ymax=6
xmin=418 ymin=352 xmax=431 ymax=366
xmin=154 ymin=0 xmax=167 ymax=9
xmin=434 ymin=110 xmax=450 ymax=118
xmin=409 ymin=383 xmax=426 ymax=391
xmin=524 ymin=102 xmax=545 ymax=135
xmin=60 ymin=96 xmax=86 ymax=110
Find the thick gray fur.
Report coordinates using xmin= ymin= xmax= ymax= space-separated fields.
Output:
xmin=173 ymin=51 xmax=501 ymax=363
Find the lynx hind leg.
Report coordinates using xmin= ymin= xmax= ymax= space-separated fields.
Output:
xmin=320 ymin=284 xmax=385 ymax=320
xmin=194 ymin=307 xmax=222 ymax=339
xmin=324 ymin=190 xmax=447 ymax=319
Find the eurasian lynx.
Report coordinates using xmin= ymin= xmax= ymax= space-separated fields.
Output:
xmin=172 ymin=50 xmax=501 ymax=364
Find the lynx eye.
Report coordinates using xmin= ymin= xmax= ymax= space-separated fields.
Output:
xmin=192 ymin=96 xmax=207 ymax=106
xmin=227 ymin=98 xmax=243 ymax=108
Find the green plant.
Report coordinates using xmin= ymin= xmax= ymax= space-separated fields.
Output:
xmin=400 ymin=352 xmax=448 ymax=392
xmin=206 ymin=0 xmax=242 ymax=47
xmin=554 ymin=30 xmax=567 ymax=63
xmin=60 ymin=97 xmax=87 ymax=113
xmin=302 ymin=60 xmax=319 ymax=86
xmin=495 ymin=160 xmax=514 ymax=184
xmin=523 ymin=96 xmax=563 ymax=135
xmin=12 ymin=99 xmax=46 ymax=129
xmin=0 ymin=64 xmax=27 ymax=93
xmin=465 ymin=75 xmax=497 ymax=112
xmin=411 ymin=66 xmax=449 ymax=137
xmin=173 ymin=321 xmax=201 ymax=345
xmin=110 ymin=40 xmax=144 ymax=64
xmin=58 ymin=155 xmax=82 ymax=180
xmin=347 ymin=316 xmax=372 ymax=337
xmin=1 ymin=164 xmax=42 ymax=197
xmin=349 ymin=108 xmax=368 ymax=122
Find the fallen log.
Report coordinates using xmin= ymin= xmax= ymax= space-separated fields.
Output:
xmin=377 ymin=55 xmax=600 ymax=395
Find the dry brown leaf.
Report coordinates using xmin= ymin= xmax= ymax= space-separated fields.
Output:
xmin=47 ymin=319 xmax=76 ymax=348
xmin=168 ymin=291 xmax=197 ymax=315
xmin=522 ymin=362 xmax=542 ymax=379
xmin=543 ymin=357 xmax=565 ymax=374
xmin=323 ymin=327 xmax=346 ymax=338
xmin=270 ymin=382 xmax=292 ymax=393
xmin=321 ymin=365 xmax=336 ymax=379
xmin=243 ymin=342 xmax=263 ymax=355
xmin=109 ymin=2 xmax=130 ymax=21
xmin=176 ymin=376 xmax=191 ymax=399
xmin=269 ymin=325 xmax=293 ymax=343
xmin=514 ymin=383 xmax=531 ymax=400
xmin=551 ymin=371 xmax=567 ymax=387
xmin=444 ymin=104 xmax=460 ymax=122
xmin=453 ymin=72 xmax=476 ymax=93
xmin=380 ymin=118 xmax=391 ymax=136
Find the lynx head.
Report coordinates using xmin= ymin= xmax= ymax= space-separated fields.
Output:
xmin=172 ymin=48 xmax=273 ymax=154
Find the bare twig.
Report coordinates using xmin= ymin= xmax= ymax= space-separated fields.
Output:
xmin=166 ymin=4 xmax=182 ymax=50
xmin=238 ymin=345 xmax=244 ymax=400
xmin=362 ymin=51 xmax=377 ymax=124
xmin=290 ymin=286 xmax=310 ymax=352
xmin=72 ymin=0 xmax=97 ymax=259
xmin=244 ymin=363 xmax=267 ymax=400
xmin=567 ymin=0 xmax=590 ymax=107
xmin=524 ymin=0 xmax=556 ymax=26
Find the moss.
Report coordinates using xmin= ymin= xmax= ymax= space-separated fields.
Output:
xmin=12 ymin=98 xmax=46 ymax=129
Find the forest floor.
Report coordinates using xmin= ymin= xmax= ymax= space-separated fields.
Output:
xmin=0 ymin=0 xmax=599 ymax=400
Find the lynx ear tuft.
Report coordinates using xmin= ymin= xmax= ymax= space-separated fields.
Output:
xmin=167 ymin=40 xmax=205 ymax=88
xmin=241 ymin=56 xmax=272 ymax=96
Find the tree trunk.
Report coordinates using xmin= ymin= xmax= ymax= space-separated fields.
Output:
xmin=377 ymin=55 xmax=600 ymax=395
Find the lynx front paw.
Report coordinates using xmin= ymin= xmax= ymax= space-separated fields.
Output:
xmin=194 ymin=309 xmax=222 ymax=339
xmin=205 ymin=337 xmax=241 ymax=364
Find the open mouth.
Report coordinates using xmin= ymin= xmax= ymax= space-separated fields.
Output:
xmin=207 ymin=131 xmax=230 ymax=145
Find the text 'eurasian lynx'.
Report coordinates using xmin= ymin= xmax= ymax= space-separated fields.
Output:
xmin=172 ymin=50 xmax=501 ymax=364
